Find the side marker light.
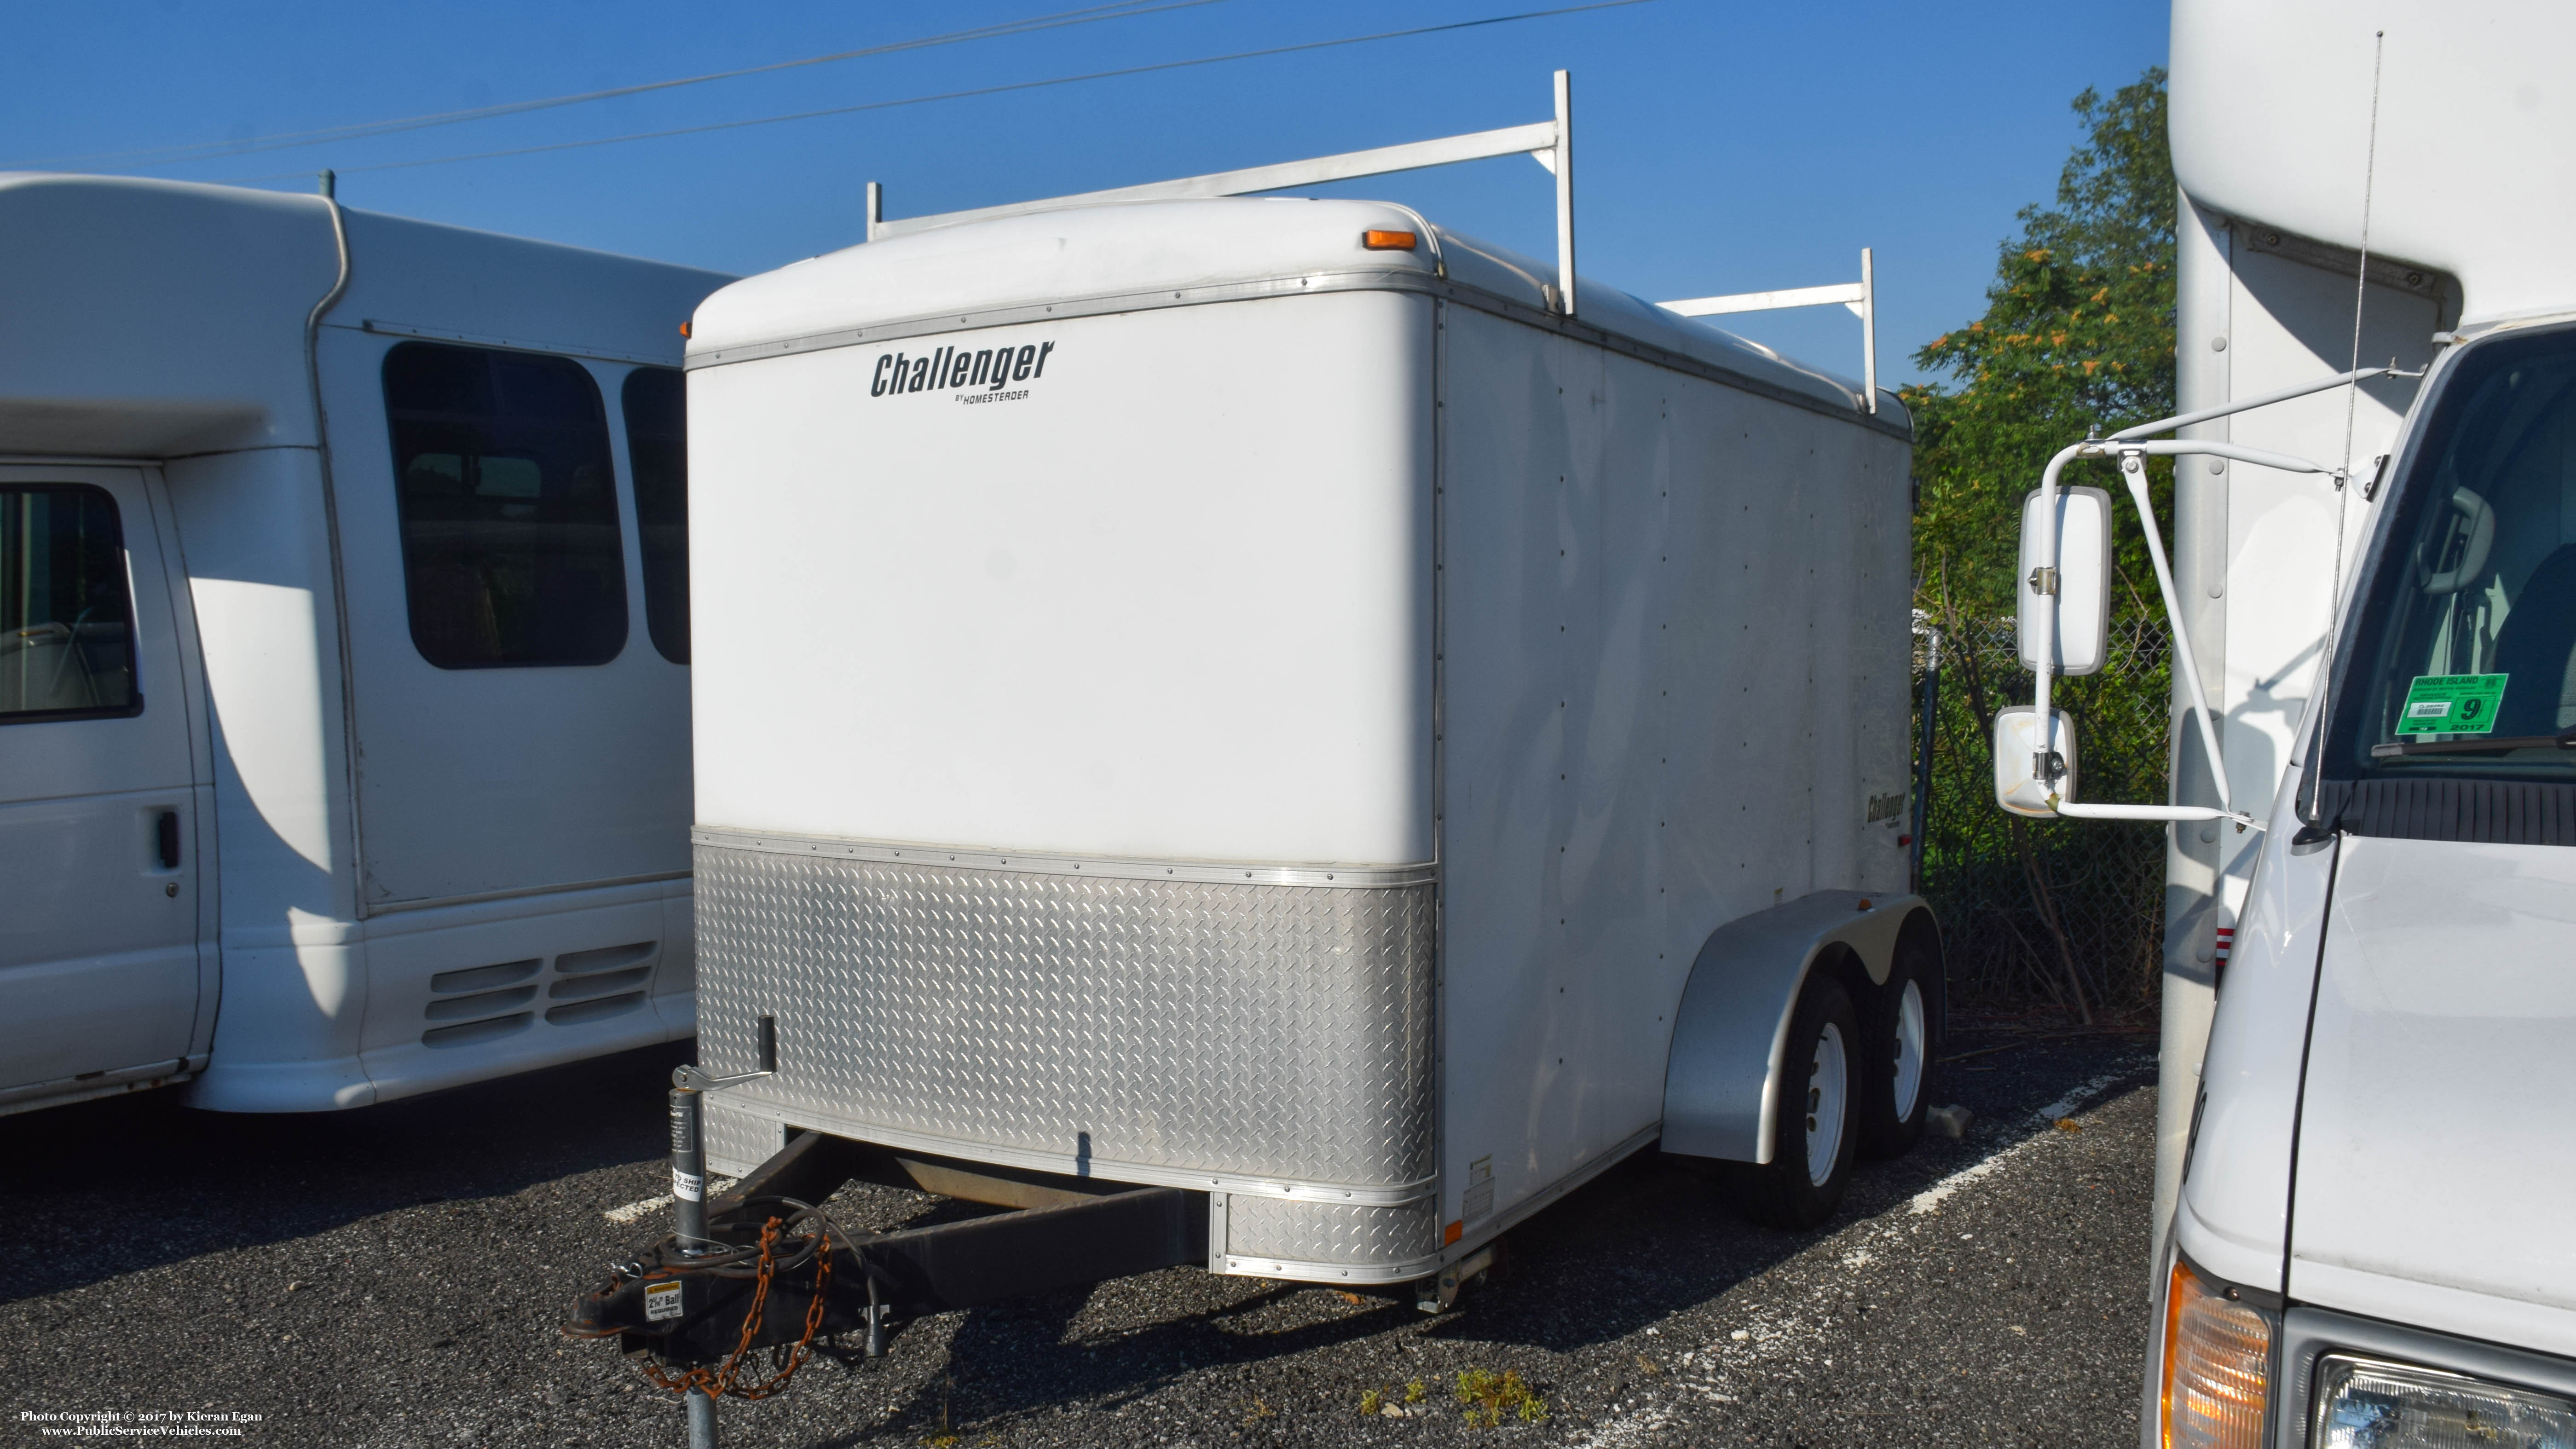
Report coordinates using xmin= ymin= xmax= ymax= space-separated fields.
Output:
xmin=1362 ymin=230 xmax=1419 ymax=251
xmin=2160 ymin=1258 xmax=2272 ymax=1449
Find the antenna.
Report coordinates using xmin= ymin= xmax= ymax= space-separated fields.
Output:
xmin=2340 ymin=31 xmax=2387 ymax=481
xmin=2302 ymin=27 xmax=2389 ymax=839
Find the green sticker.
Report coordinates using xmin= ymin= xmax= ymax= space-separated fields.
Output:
xmin=2397 ymin=673 xmax=2508 ymax=736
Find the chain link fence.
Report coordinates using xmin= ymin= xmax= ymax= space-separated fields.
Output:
xmin=1912 ymin=613 xmax=2173 ymax=1019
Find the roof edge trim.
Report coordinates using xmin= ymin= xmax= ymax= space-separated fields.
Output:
xmin=684 ymin=269 xmax=1911 ymax=442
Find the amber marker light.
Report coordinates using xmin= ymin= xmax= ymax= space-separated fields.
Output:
xmin=2159 ymin=1259 xmax=2274 ymax=1449
xmin=678 ymin=321 xmax=693 ymax=338
xmin=1362 ymin=230 xmax=1419 ymax=251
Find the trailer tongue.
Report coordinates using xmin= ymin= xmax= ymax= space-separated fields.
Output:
xmin=567 ymin=1117 xmax=1206 ymax=1378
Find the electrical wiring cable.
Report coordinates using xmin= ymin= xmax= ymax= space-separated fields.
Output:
xmin=3 ymin=0 xmax=1223 ymax=171
xmin=212 ymin=0 xmax=1657 ymax=185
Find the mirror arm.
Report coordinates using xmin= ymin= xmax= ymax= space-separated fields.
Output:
xmin=2016 ymin=409 xmax=2359 ymax=828
xmin=2106 ymin=363 xmax=2408 ymax=443
xmin=2112 ymin=447 xmax=2231 ymax=814
xmin=2059 ymin=801 xmax=2263 ymax=830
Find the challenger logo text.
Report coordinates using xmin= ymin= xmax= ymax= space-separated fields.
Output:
xmin=872 ymin=339 xmax=1055 ymax=404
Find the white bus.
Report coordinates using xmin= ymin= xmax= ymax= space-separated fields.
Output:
xmin=0 ymin=173 xmax=727 ymax=1115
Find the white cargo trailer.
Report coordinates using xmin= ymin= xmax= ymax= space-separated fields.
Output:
xmin=663 ymin=92 xmax=1941 ymax=1308
xmin=0 ymin=174 xmax=727 ymax=1115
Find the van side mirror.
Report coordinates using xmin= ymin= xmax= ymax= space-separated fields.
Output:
xmin=1993 ymin=705 xmax=2078 ymax=817
xmin=2018 ymin=485 xmax=2112 ymax=676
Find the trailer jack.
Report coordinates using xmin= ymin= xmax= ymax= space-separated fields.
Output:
xmin=566 ymin=1120 xmax=1207 ymax=1442
xmin=1417 ymin=1243 xmax=1499 ymax=1314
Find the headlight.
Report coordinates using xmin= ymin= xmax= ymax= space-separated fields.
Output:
xmin=2162 ymin=1258 xmax=2276 ymax=1449
xmin=2315 ymin=1355 xmax=2576 ymax=1448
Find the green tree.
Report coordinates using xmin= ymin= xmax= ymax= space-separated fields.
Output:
xmin=1903 ymin=69 xmax=2177 ymax=1022
xmin=1906 ymin=68 xmax=2177 ymax=620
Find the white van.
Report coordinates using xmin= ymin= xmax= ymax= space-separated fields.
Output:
xmin=0 ymin=174 xmax=728 ymax=1115
xmin=1994 ymin=4 xmax=2576 ymax=1441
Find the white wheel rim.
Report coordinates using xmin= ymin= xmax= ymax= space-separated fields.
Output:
xmin=1891 ymin=980 xmax=1926 ymax=1122
xmin=1805 ymin=1021 xmax=1848 ymax=1187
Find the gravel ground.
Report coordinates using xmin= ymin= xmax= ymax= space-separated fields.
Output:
xmin=3 ymin=1028 xmax=2154 ymax=1449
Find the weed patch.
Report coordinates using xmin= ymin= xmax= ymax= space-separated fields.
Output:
xmin=1455 ymin=1368 xmax=1547 ymax=1427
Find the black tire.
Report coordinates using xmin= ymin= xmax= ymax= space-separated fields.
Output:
xmin=1859 ymin=933 xmax=1945 ymax=1160
xmin=1731 ymin=971 xmax=1860 ymax=1229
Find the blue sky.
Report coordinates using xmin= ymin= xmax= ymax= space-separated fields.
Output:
xmin=6 ymin=1 xmax=2167 ymax=384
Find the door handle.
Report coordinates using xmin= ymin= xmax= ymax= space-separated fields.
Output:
xmin=156 ymin=810 xmax=181 ymax=870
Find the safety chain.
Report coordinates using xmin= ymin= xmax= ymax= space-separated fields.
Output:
xmin=636 ymin=1215 xmax=836 ymax=1401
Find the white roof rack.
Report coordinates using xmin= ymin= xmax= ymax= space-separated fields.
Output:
xmin=872 ymin=71 xmax=1583 ymax=317
xmin=864 ymin=70 xmax=1880 ymax=410
xmin=1659 ymin=252 xmax=1879 ymax=414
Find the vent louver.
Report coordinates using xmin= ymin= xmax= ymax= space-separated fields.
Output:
xmin=419 ymin=942 xmax=658 ymax=1047
xmin=420 ymin=958 xmax=543 ymax=1047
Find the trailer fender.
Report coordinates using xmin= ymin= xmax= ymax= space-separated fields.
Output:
xmin=1660 ymin=890 xmax=1932 ymax=1165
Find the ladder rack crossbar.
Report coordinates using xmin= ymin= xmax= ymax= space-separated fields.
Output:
xmin=1656 ymin=248 xmax=1879 ymax=413
xmin=1658 ymin=282 xmax=1864 ymax=317
xmin=871 ymin=71 xmax=1580 ymax=317
xmin=872 ymin=121 xmax=1558 ymax=241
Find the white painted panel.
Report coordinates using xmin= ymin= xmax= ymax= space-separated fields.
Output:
xmin=185 ymin=879 xmax=697 ymax=1111
xmin=335 ymin=209 xmax=723 ymax=369
xmin=1437 ymin=312 xmax=1583 ymax=1229
xmin=162 ymin=447 xmax=374 ymax=1106
xmin=164 ymin=448 xmax=355 ymax=919
xmin=0 ymin=176 xmax=335 ymax=456
xmin=690 ymin=289 xmax=1435 ymax=865
xmin=353 ymin=881 xmax=692 ymax=1096
xmin=1437 ymin=304 xmax=1911 ymax=1234
xmin=0 ymin=465 xmax=200 ymax=1089
xmin=1575 ymin=345 xmax=1675 ymax=1155
xmin=2173 ymin=0 xmax=2576 ymax=323
xmin=318 ymin=332 xmax=693 ymax=906
xmin=2175 ymin=762 xmax=2335 ymax=1292
xmin=185 ymin=915 xmax=375 ymax=1112
xmin=2218 ymin=248 xmax=2439 ymax=812
xmin=2289 ymin=835 xmax=2576 ymax=1342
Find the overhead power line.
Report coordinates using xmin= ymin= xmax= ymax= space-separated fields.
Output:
xmin=218 ymin=0 xmax=1657 ymax=185
xmin=7 ymin=0 xmax=1223 ymax=171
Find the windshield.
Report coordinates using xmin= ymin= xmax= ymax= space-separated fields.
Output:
xmin=2323 ymin=323 xmax=2576 ymax=783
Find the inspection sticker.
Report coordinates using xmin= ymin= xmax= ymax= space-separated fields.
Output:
xmin=2398 ymin=673 xmax=2507 ymax=735
xmin=645 ymin=1281 xmax=684 ymax=1323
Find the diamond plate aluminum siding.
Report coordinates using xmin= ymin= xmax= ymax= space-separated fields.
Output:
xmin=1223 ymin=1195 xmax=1439 ymax=1269
xmin=694 ymin=840 xmax=1438 ymax=1190
xmin=702 ymin=1098 xmax=786 ymax=1180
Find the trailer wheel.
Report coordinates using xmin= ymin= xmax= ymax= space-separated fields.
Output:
xmin=1858 ymin=934 xmax=1944 ymax=1159
xmin=1732 ymin=972 xmax=1859 ymax=1229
